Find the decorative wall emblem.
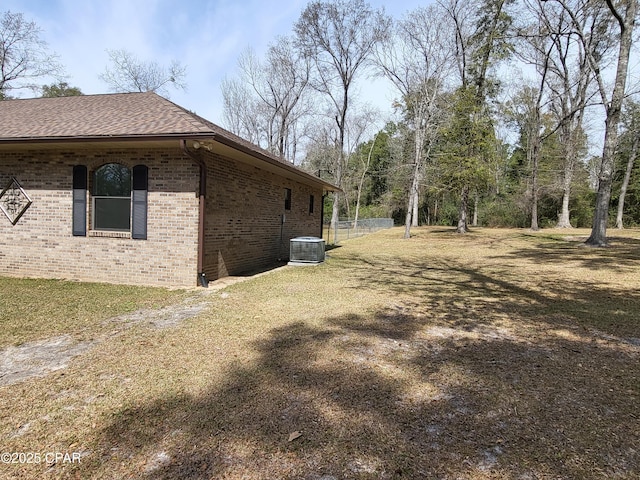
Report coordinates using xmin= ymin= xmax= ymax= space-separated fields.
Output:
xmin=0 ymin=178 xmax=32 ymax=225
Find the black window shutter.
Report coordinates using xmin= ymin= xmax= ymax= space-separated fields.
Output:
xmin=72 ymin=165 xmax=87 ymax=236
xmin=131 ymin=165 xmax=148 ymax=240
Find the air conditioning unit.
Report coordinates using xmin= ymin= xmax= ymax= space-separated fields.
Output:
xmin=289 ymin=236 xmax=325 ymax=264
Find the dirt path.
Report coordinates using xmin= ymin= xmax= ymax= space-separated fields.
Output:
xmin=0 ymin=335 xmax=95 ymax=386
xmin=0 ymin=268 xmax=289 ymax=387
xmin=0 ymin=294 xmax=208 ymax=387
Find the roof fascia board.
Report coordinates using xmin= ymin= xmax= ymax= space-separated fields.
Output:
xmin=0 ymin=133 xmax=216 ymax=145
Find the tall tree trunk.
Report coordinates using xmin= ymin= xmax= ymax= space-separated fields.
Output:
xmin=472 ymin=191 xmax=479 ymax=227
xmin=404 ymin=161 xmax=420 ymax=238
xmin=557 ymin=188 xmax=571 ymax=227
xmin=530 ymin=128 xmax=540 ymax=231
xmin=556 ymin=142 xmax=575 ymax=228
xmin=404 ymin=129 xmax=425 ymax=238
xmin=556 ymin=104 xmax=585 ymax=228
xmin=354 ymin=178 xmax=363 ymax=230
xmin=585 ymin=0 xmax=637 ymax=246
xmin=330 ymin=191 xmax=340 ymax=244
xmin=412 ymin=188 xmax=419 ymax=227
xmin=433 ymin=197 xmax=439 ymax=225
xmin=530 ymin=177 xmax=539 ymax=231
xmin=555 ymin=60 xmax=588 ymax=229
xmin=616 ymin=137 xmax=638 ymax=229
xmin=457 ymin=185 xmax=469 ymax=233
xmin=588 ymin=173 xmax=612 ymax=245
xmin=403 ymin=192 xmax=414 ymax=239
xmin=330 ymin=150 xmax=344 ymax=244
xmin=587 ymin=127 xmax=619 ymax=245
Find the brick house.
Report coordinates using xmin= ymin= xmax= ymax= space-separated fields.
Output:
xmin=0 ymin=92 xmax=337 ymax=287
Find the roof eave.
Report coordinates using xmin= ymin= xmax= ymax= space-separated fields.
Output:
xmin=0 ymin=133 xmax=342 ymax=193
xmin=0 ymin=133 xmax=217 ymax=145
xmin=210 ymin=135 xmax=341 ymax=193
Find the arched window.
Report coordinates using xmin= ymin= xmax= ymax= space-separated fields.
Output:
xmin=93 ymin=163 xmax=131 ymax=231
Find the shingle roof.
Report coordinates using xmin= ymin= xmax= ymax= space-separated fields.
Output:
xmin=0 ymin=92 xmax=215 ymax=139
xmin=0 ymin=92 xmax=339 ymax=191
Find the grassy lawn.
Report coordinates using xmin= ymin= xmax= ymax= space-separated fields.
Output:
xmin=0 ymin=278 xmax=190 ymax=348
xmin=1 ymin=227 xmax=639 ymax=479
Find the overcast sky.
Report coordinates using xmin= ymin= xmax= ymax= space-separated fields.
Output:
xmin=4 ymin=0 xmax=431 ymax=124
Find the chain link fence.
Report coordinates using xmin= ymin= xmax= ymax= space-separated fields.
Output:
xmin=323 ymin=218 xmax=394 ymax=244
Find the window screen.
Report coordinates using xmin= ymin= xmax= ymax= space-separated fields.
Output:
xmin=93 ymin=164 xmax=131 ymax=231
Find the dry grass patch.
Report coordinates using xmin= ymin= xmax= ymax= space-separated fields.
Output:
xmin=1 ymin=227 xmax=639 ymax=479
xmin=0 ymin=278 xmax=190 ymax=348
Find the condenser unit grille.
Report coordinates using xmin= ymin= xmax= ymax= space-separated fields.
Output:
xmin=290 ymin=237 xmax=325 ymax=263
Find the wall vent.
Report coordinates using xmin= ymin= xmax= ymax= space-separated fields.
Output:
xmin=289 ymin=237 xmax=325 ymax=264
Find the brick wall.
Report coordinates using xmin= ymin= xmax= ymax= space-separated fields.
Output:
xmin=1 ymin=144 xmax=326 ymax=287
xmin=202 ymin=152 xmax=324 ymax=279
xmin=0 ymin=146 xmax=200 ymax=287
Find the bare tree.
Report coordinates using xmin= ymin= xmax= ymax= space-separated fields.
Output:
xmin=554 ymin=0 xmax=638 ymax=247
xmin=302 ymin=117 xmax=341 ymax=177
xmin=513 ymin=0 xmax=566 ymax=230
xmin=353 ymin=130 xmax=379 ymax=230
xmin=295 ymin=0 xmax=391 ymax=243
xmin=233 ymin=37 xmax=311 ymax=162
xmin=342 ymin=106 xmax=380 ymax=224
xmin=376 ymin=4 xmax=454 ymax=238
xmin=542 ymin=0 xmax=606 ymax=228
xmin=100 ymin=49 xmax=186 ymax=97
xmin=439 ymin=0 xmax=475 ymax=88
xmin=221 ymin=75 xmax=263 ymax=146
xmin=0 ymin=10 xmax=63 ymax=97
xmin=552 ymin=0 xmax=640 ymax=246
